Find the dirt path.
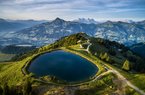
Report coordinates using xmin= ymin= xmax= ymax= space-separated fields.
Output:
xmin=110 ymin=70 xmax=145 ymax=95
xmin=92 ymin=69 xmax=145 ymax=95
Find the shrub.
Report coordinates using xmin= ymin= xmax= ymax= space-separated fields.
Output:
xmin=100 ymin=53 xmax=108 ymax=60
xmin=122 ymin=60 xmax=130 ymax=71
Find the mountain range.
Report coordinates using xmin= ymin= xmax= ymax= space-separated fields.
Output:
xmin=0 ymin=18 xmax=145 ymax=46
xmin=0 ymin=18 xmax=46 ymax=33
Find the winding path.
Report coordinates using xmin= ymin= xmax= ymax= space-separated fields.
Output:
xmin=86 ymin=43 xmax=92 ymax=53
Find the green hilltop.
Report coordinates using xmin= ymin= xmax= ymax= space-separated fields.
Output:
xmin=0 ymin=32 xmax=145 ymax=95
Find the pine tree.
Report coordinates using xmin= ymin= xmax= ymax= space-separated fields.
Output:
xmin=101 ymin=52 xmax=108 ymax=60
xmin=106 ymin=56 xmax=110 ymax=62
xmin=103 ymin=53 xmax=108 ymax=59
xmin=99 ymin=53 xmax=103 ymax=59
xmin=122 ymin=60 xmax=130 ymax=71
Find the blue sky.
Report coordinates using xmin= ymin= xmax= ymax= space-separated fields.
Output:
xmin=0 ymin=0 xmax=145 ymax=21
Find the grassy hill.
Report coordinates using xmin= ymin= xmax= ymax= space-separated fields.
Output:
xmin=0 ymin=33 xmax=145 ymax=95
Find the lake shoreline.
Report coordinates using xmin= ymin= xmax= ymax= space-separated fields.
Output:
xmin=22 ymin=48 xmax=101 ymax=85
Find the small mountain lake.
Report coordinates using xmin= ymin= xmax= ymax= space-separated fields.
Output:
xmin=28 ymin=50 xmax=98 ymax=82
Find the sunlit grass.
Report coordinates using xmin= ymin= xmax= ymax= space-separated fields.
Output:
xmin=0 ymin=57 xmax=31 ymax=86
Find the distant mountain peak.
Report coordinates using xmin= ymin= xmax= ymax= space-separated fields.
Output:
xmin=54 ymin=17 xmax=64 ymax=22
xmin=52 ymin=17 xmax=65 ymax=24
xmin=106 ymin=20 xmax=113 ymax=23
xmin=55 ymin=17 xmax=62 ymax=20
xmin=73 ymin=18 xmax=99 ymax=24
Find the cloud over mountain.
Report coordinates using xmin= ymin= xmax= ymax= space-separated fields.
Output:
xmin=0 ymin=0 xmax=145 ymax=20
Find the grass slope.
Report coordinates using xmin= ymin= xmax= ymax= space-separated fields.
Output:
xmin=0 ymin=33 xmax=144 ymax=94
xmin=0 ymin=57 xmax=32 ymax=86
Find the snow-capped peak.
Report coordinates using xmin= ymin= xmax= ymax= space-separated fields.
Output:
xmin=73 ymin=18 xmax=99 ymax=24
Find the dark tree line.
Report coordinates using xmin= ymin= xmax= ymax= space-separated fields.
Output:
xmin=1 ymin=45 xmax=36 ymax=54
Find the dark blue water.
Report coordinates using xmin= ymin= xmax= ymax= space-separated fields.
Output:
xmin=28 ymin=50 xmax=98 ymax=82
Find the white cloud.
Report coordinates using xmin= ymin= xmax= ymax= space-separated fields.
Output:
xmin=0 ymin=0 xmax=145 ymax=20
